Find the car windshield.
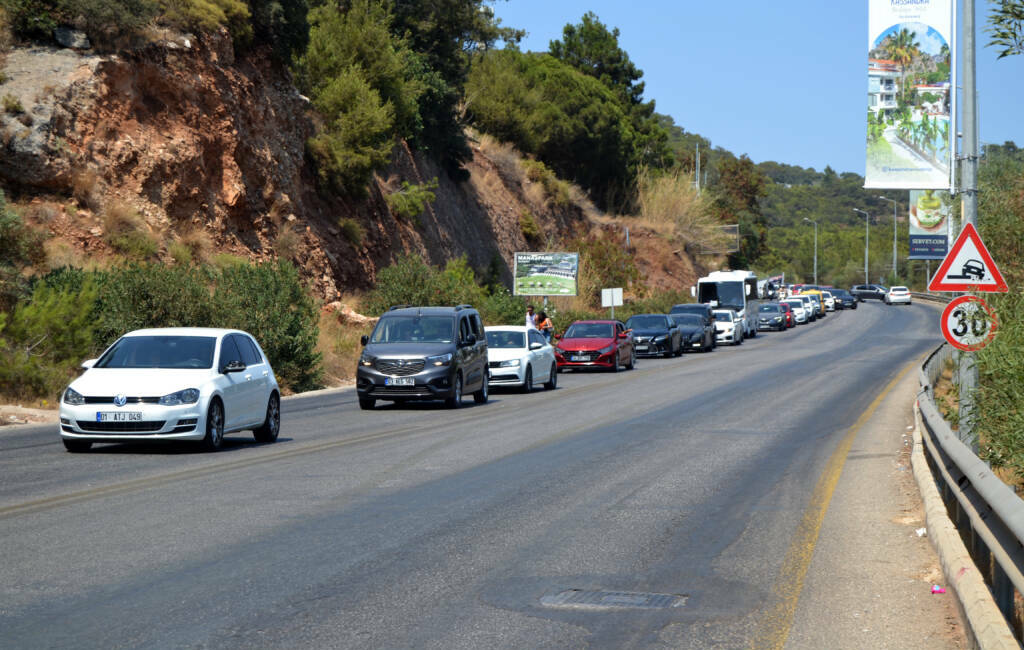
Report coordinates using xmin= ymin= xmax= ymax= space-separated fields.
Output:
xmin=672 ymin=314 xmax=702 ymax=327
xmin=96 ymin=336 xmax=217 ymax=369
xmin=371 ymin=316 xmax=454 ymax=344
xmin=714 ymin=312 xmax=732 ymax=322
xmin=758 ymin=305 xmax=779 ymax=313
xmin=485 ymin=331 xmax=525 ymax=348
xmin=626 ymin=315 xmax=668 ymax=330
xmin=565 ymin=323 xmax=614 ymax=338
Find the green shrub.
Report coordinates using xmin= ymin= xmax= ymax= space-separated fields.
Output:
xmin=103 ymin=200 xmax=159 ymax=259
xmin=477 ymin=287 xmax=526 ymax=326
xmin=158 ymin=0 xmax=251 ymax=45
xmin=385 ymin=178 xmax=438 ymax=222
xmin=2 ymin=93 xmax=22 ymax=114
xmin=2 ymin=0 xmax=159 ymax=46
xmin=364 ymin=254 xmax=489 ymax=316
xmin=521 ymin=159 xmax=570 ymax=208
xmin=338 ymin=217 xmax=365 ymax=246
xmin=212 ymin=261 xmax=322 ymax=392
xmin=0 ymin=190 xmax=47 ymax=310
xmin=570 ymin=231 xmax=643 ymax=308
xmin=168 ymin=240 xmax=192 ymax=265
xmin=0 ymin=276 xmax=98 ymax=399
xmin=518 ymin=210 xmax=541 ymax=242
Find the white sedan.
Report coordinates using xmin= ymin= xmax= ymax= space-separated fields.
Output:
xmin=484 ymin=326 xmax=557 ymax=392
xmin=885 ymin=286 xmax=912 ymax=305
xmin=712 ymin=309 xmax=744 ymax=345
xmin=781 ymin=299 xmax=809 ymax=324
xmin=59 ymin=328 xmax=281 ymax=452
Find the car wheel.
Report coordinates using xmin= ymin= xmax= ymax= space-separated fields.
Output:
xmin=201 ymin=400 xmax=225 ymax=452
xmin=473 ymin=374 xmax=488 ymax=404
xmin=63 ymin=439 xmax=92 ymax=453
xmin=358 ymin=397 xmax=376 ymax=410
xmin=445 ymin=374 xmax=463 ymax=408
xmin=253 ymin=393 xmax=280 ymax=443
xmin=522 ymin=366 xmax=533 ymax=393
xmin=611 ymin=352 xmax=620 ymax=372
xmin=544 ymin=363 xmax=557 ymax=390
xmin=627 ymin=348 xmax=636 ymax=370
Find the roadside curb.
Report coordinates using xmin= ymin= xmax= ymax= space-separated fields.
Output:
xmin=911 ymin=402 xmax=1018 ymax=650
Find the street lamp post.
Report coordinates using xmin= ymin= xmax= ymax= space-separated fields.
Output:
xmin=877 ymin=196 xmax=899 ymax=280
xmin=853 ymin=209 xmax=869 ymax=284
xmin=802 ymin=218 xmax=818 ymax=285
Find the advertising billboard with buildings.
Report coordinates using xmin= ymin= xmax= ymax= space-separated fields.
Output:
xmin=513 ymin=252 xmax=579 ymax=296
xmin=908 ymin=189 xmax=951 ymax=259
xmin=866 ymin=0 xmax=952 ymax=189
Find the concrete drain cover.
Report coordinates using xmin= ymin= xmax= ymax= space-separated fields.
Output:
xmin=541 ymin=589 xmax=688 ymax=610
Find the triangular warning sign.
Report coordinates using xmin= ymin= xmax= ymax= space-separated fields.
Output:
xmin=928 ymin=223 xmax=1008 ymax=292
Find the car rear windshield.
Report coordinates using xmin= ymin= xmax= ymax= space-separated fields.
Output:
xmin=96 ymin=336 xmax=217 ymax=369
xmin=371 ymin=316 xmax=454 ymax=344
xmin=672 ymin=314 xmax=702 ymax=327
xmin=486 ymin=331 xmax=525 ymax=348
xmin=565 ymin=323 xmax=614 ymax=338
xmin=892 ymin=286 xmax=908 ymax=292
xmin=626 ymin=315 xmax=668 ymax=329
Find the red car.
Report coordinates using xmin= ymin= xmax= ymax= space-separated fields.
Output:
xmin=778 ymin=301 xmax=795 ymax=328
xmin=555 ymin=320 xmax=635 ymax=372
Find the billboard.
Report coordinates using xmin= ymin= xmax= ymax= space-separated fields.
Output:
xmin=513 ymin=252 xmax=579 ymax=296
xmin=908 ymin=189 xmax=951 ymax=259
xmin=866 ymin=0 xmax=952 ymax=189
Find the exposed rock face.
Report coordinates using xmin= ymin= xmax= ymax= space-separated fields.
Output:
xmin=54 ymin=28 xmax=91 ymax=50
xmin=1 ymin=30 xmax=698 ymax=300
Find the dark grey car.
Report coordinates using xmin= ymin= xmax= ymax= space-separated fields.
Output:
xmin=356 ymin=306 xmax=489 ymax=410
xmin=669 ymin=303 xmax=717 ymax=349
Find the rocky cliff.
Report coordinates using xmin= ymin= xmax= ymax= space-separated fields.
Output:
xmin=0 ymin=29 xmax=698 ymax=299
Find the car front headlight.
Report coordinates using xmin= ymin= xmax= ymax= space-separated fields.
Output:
xmin=63 ymin=387 xmax=85 ymax=406
xmin=653 ymin=335 xmax=668 ymax=342
xmin=359 ymin=352 xmax=374 ymax=367
xmin=159 ymin=388 xmax=200 ymax=406
xmin=426 ymin=353 xmax=453 ymax=367
xmin=772 ymin=316 xmax=782 ymax=322
xmin=498 ymin=359 xmax=520 ymax=368
xmin=598 ymin=345 xmax=615 ymax=355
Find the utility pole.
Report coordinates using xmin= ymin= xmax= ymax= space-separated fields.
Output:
xmin=695 ymin=142 xmax=701 ymax=195
xmin=959 ymin=0 xmax=980 ymax=441
xmin=877 ymin=196 xmax=900 ymax=280
xmin=854 ymin=208 xmax=869 ymax=284
xmin=802 ymin=218 xmax=818 ymax=285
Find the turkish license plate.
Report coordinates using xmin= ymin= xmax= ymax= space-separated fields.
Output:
xmin=571 ymin=355 xmax=589 ymax=362
xmin=97 ymin=411 xmax=143 ymax=422
xmin=635 ymin=345 xmax=648 ymax=352
xmin=385 ymin=377 xmax=414 ymax=386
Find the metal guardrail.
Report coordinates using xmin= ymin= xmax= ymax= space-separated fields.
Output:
xmin=911 ymin=291 xmax=953 ymax=304
xmin=919 ymin=343 xmax=1024 ymax=639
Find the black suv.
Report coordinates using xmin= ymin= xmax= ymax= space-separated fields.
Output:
xmin=357 ymin=305 xmax=489 ymax=410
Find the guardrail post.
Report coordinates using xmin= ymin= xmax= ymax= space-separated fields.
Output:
xmin=993 ymin=563 xmax=1015 ymax=624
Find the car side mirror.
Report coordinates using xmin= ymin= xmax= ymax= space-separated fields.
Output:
xmin=529 ymin=342 xmax=544 ymax=351
xmin=690 ymin=286 xmax=696 ymax=297
xmin=618 ymin=332 xmax=629 ymax=339
xmin=81 ymin=358 xmax=97 ymax=370
xmin=222 ymin=360 xmax=246 ymax=374
xmin=360 ymin=335 xmax=369 ymax=346
xmin=464 ymin=333 xmax=477 ymax=346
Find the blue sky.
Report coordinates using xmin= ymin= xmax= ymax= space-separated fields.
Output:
xmin=490 ymin=0 xmax=1024 ymax=176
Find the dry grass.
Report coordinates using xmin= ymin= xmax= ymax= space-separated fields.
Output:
xmin=102 ymin=199 xmax=159 ymax=259
xmin=275 ymin=223 xmax=303 ymax=260
xmin=178 ymin=228 xmax=214 ymax=263
xmin=635 ymin=167 xmax=726 ymax=249
xmin=72 ymin=169 xmax=102 ymax=211
xmin=317 ymin=307 xmax=375 ymax=385
xmin=477 ymin=133 xmax=525 ymax=185
xmin=23 ymin=201 xmax=59 ymax=224
xmin=44 ymin=239 xmax=85 ymax=269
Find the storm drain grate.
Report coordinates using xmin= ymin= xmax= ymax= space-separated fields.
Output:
xmin=540 ymin=589 xmax=688 ymax=610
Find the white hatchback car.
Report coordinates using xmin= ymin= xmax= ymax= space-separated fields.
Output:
xmin=712 ymin=309 xmax=743 ymax=345
xmin=59 ymin=328 xmax=281 ymax=452
xmin=484 ymin=326 xmax=557 ymax=392
xmin=885 ymin=286 xmax=912 ymax=305
xmin=781 ymin=299 xmax=809 ymax=324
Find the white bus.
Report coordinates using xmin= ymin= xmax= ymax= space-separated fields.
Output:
xmin=692 ymin=270 xmax=760 ymax=339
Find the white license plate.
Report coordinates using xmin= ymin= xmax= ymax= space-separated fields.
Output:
xmin=635 ymin=345 xmax=648 ymax=351
xmin=571 ymin=355 xmax=588 ymax=362
xmin=385 ymin=377 xmax=414 ymax=386
xmin=97 ymin=411 xmax=143 ymax=422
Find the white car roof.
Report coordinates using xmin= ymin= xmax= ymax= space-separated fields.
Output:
xmin=121 ymin=327 xmax=246 ymax=338
xmin=484 ymin=325 xmax=530 ymax=333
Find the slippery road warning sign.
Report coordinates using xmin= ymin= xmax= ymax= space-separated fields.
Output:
xmin=928 ymin=223 xmax=1008 ymax=292
xmin=941 ymin=295 xmax=998 ymax=352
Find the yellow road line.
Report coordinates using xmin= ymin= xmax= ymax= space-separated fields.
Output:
xmin=752 ymin=357 xmax=918 ymax=650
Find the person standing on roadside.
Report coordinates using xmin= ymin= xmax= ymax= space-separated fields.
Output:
xmin=525 ymin=304 xmax=537 ymax=329
xmin=536 ymin=311 xmax=553 ymax=342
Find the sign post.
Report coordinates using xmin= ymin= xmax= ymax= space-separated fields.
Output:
xmin=601 ymin=288 xmax=623 ymax=320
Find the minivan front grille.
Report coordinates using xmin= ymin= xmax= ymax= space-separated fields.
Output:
xmin=375 ymin=359 xmax=425 ymax=376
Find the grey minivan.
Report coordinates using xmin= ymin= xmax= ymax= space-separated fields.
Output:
xmin=356 ymin=305 xmax=489 ymax=410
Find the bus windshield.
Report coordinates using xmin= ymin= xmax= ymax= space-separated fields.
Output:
xmin=698 ymin=281 xmax=744 ymax=310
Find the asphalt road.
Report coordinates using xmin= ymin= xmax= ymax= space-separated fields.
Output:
xmin=0 ymin=301 xmax=944 ymax=649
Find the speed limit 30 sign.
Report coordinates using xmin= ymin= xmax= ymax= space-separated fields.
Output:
xmin=941 ymin=295 xmax=999 ymax=351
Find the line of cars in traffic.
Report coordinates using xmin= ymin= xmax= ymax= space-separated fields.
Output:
xmin=55 ymin=281 xmax=881 ymax=452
